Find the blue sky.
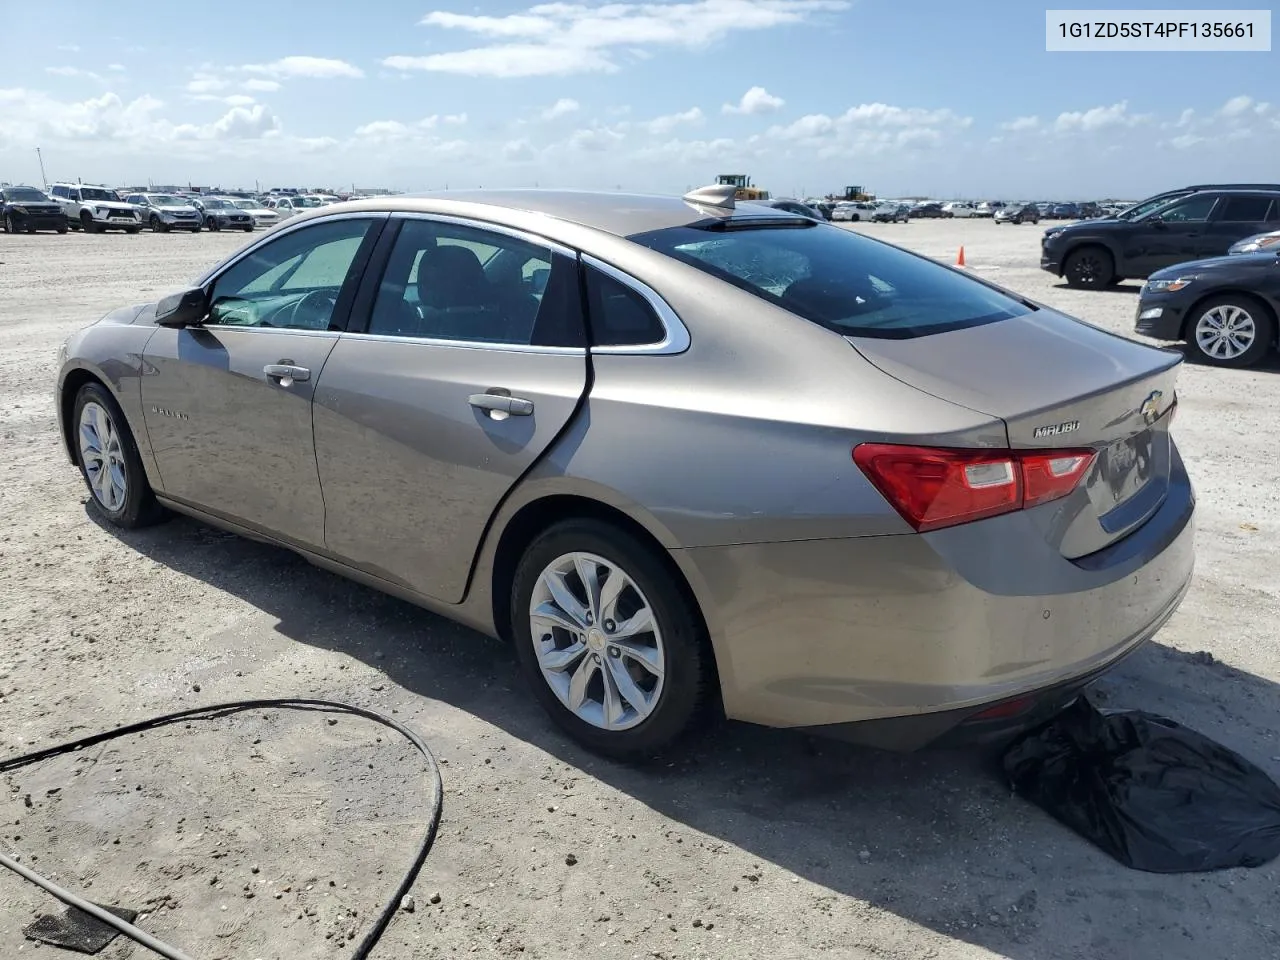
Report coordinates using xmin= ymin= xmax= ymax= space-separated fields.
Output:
xmin=1 ymin=0 xmax=1276 ymax=197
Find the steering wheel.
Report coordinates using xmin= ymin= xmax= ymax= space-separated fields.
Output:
xmin=285 ymin=289 xmax=338 ymax=330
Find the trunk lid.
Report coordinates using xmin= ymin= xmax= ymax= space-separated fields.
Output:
xmin=847 ymin=308 xmax=1180 ymax=558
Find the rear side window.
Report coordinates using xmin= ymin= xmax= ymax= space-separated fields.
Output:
xmin=1219 ymin=196 xmax=1273 ymax=222
xmin=1269 ymin=201 xmax=1280 ymax=223
xmin=627 ymin=223 xmax=1031 ymax=340
xmin=583 ymin=266 xmax=666 ymax=347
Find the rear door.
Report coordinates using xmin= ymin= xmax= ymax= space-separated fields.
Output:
xmin=311 ymin=214 xmax=589 ymax=603
xmin=1204 ymin=194 xmax=1277 ymax=256
xmin=142 ymin=214 xmax=384 ymax=548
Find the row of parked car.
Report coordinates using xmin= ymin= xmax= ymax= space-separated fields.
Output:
xmin=1032 ymin=182 xmax=1280 ymax=368
xmin=0 ymin=183 xmax=344 ymax=236
xmin=761 ymin=197 xmax=1128 ymax=226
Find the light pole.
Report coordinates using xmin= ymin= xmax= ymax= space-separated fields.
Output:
xmin=36 ymin=147 xmax=48 ymax=188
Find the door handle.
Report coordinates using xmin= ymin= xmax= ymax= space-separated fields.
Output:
xmin=469 ymin=392 xmax=534 ymax=419
xmin=264 ymin=363 xmax=311 ymax=383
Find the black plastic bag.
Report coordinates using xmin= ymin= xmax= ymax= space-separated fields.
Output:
xmin=1004 ymin=697 xmax=1280 ymax=873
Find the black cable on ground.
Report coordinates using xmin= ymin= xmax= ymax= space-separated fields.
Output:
xmin=0 ymin=698 xmax=445 ymax=960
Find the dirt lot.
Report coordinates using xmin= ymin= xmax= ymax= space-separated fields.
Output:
xmin=1 ymin=219 xmax=1278 ymax=960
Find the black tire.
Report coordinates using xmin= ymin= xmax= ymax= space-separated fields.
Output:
xmin=206 ymin=217 xmax=221 ymax=232
xmin=56 ymin=224 xmax=68 ymax=234
xmin=71 ymin=382 xmax=168 ymax=529
xmin=242 ymin=225 xmax=254 ymax=232
xmin=1063 ymin=245 xmax=1114 ymax=289
xmin=80 ymin=211 xmax=100 ymax=234
xmin=150 ymin=215 xmax=168 ymax=233
xmin=3 ymin=213 xmax=15 ymax=234
xmin=1183 ymin=294 xmax=1275 ymax=369
xmin=125 ymin=227 xmax=141 ymax=234
xmin=510 ymin=519 xmax=713 ymax=760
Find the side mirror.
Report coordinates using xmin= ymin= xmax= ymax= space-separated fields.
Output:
xmin=155 ymin=287 xmax=209 ymax=328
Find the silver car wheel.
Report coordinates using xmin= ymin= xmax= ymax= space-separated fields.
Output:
xmin=529 ymin=551 xmax=666 ymax=732
xmin=78 ymin=401 xmax=127 ymax=512
xmin=1195 ymin=304 xmax=1256 ymax=360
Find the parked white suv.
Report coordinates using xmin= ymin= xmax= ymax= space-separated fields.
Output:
xmin=49 ymin=183 xmax=143 ymax=233
xmin=941 ymin=201 xmax=977 ymax=218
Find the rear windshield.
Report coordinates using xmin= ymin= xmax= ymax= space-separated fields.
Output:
xmin=628 ymin=222 xmax=1033 ymax=340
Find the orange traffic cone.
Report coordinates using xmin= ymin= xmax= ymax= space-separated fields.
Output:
xmin=956 ymin=246 xmax=966 ymax=267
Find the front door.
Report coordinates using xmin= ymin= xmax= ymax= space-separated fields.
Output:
xmin=142 ymin=215 xmax=384 ymax=548
xmin=1122 ymin=193 xmax=1220 ymax=277
xmin=312 ymin=215 xmax=589 ymax=603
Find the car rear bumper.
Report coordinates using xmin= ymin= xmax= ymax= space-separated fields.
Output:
xmin=674 ymin=448 xmax=1195 ymax=742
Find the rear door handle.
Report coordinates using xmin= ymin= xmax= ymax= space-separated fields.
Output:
xmin=469 ymin=392 xmax=534 ymax=418
xmin=264 ymin=363 xmax=311 ymax=383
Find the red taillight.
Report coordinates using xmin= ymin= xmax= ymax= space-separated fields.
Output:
xmin=853 ymin=443 xmax=1096 ymax=532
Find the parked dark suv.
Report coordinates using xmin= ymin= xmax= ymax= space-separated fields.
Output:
xmin=1 ymin=186 xmax=68 ymax=234
xmin=993 ymin=202 xmax=1041 ymax=225
xmin=1041 ymin=189 xmax=1280 ymax=288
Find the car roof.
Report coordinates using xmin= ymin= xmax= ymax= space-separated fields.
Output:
xmin=307 ymin=189 xmax=802 ymax=238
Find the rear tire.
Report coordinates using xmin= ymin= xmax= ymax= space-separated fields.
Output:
xmin=72 ymin=382 xmax=168 ymax=529
xmin=56 ymin=224 xmax=68 ymax=234
xmin=1063 ymin=246 xmax=1114 ymax=289
xmin=1185 ymin=294 xmax=1275 ymax=368
xmin=510 ymin=519 xmax=713 ymax=760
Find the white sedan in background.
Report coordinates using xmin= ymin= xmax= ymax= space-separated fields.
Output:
xmin=941 ymin=201 xmax=977 ymax=218
xmin=831 ymin=201 xmax=879 ymax=222
xmin=230 ymin=198 xmax=281 ymax=228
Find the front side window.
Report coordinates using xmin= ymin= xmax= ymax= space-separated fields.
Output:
xmin=1121 ymin=191 xmax=1192 ymax=220
xmin=207 ymin=218 xmax=373 ymax=330
xmin=1151 ymin=195 xmax=1218 ymax=223
xmin=629 ymin=222 xmax=1032 ymax=340
xmin=365 ymin=218 xmax=581 ymax=346
xmin=1218 ymin=196 xmax=1273 ymax=222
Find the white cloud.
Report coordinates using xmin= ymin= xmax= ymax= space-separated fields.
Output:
xmin=186 ymin=73 xmax=229 ymax=95
xmin=503 ymin=138 xmax=537 ymax=161
xmin=107 ymin=64 xmax=126 ymax=72
xmin=723 ymin=86 xmax=785 ymax=115
xmin=384 ymin=1 xmax=848 ymax=77
xmin=541 ymin=97 xmax=580 ymax=120
xmin=222 ymin=95 xmax=257 ymax=107
xmin=1220 ymin=95 xmax=1253 ymax=117
xmin=1000 ymin=115 xmax=1039 ymax=132
xmin=243 ymin=78 xmax=281 ymax=92
xmin=647 ymin=106 xmax=703 ymax=134
xmin=189 ymin=104 xmax=282 ymax=140
xmin=1053 ymin=100 xmax=1148 ymax=134
xmin=56 ymin=44 xmax=80 ymax=53
xmin=46 ymin=66 xmax=104 ymax=83
xmin=569 ymin=125 xmax=627 ymax=152
xmin=767 ymin=102 xmax=971 ymax=159
xmin=241 ymin=56 xmax=364 ymax=79
xmin=443 ymin=112 xmax=467 ymax=125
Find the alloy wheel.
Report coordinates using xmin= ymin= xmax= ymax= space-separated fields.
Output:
xmin=78 ymin=401 xmax=128 ymax=512
xmin=528 ymin=551 xmax=665 ymax=731
xmin=1195 ymin=304 xmax=1257 ymax=361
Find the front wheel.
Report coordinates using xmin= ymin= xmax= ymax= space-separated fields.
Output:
xmin=511 ymin=519 xmax=713 ymax=760
xmin=72 ymin=383 xmax=167 ymax=528
xmin=1186 ymin=295 xmax=1275 ymax=368
xmin=56 ymin=224 xmax=68 ymax=234
xmin=80 ymin=212 xmax=100 ymax=234
xmin=1063 ymin=246 xmax=1114 ymax=289
xmin=150 ymin=215 xmax=168 ymax=233
xmin=125 ymin=226 xmax=141 ymax=234
xmin=3 ymin=213 xmax=16 ymax=234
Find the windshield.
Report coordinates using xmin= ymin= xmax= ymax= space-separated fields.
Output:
xmin=629 ymin=223 xmax=1032 ymax=340
xmin=231 ymin=199 xmax=260 ymax=210
xmin=149 ymin=195 xmax=186 ymax=206
xmin=1118 ymin=191 xmax=1192 ymax=221
xmin=5 ymin=188 xmax=49 ymax=202
xmin=292 ymin=197 xmax=322 ymax=208
xmin=201 ymin=198 xmax=232 ymax=209
xmin=80 ymin=187 xmax=119 ymax=202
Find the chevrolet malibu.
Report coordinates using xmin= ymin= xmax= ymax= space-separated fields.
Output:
xmin=56 ymin=186 xmax=1195 ymax=759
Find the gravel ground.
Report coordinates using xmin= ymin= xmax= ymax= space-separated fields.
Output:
xmin=1 ymin=220 xmax=1278 ymax=960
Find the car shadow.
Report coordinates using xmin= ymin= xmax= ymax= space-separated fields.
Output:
xmin=1175 ymin=344 xmax=1280 ymax=372
xmin=89 ymin=506 xmax=1280 ymax=959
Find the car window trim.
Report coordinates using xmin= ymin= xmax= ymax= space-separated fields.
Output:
xmin=200 ymin=213 xmax=388 ymax=334
xmin=194 ymin=211 xmax=390 ymax=287
xmin=579 ymin=254 xmax=691 ymax=355
xmin=339 ymin=211 xmax=588 ymax=356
